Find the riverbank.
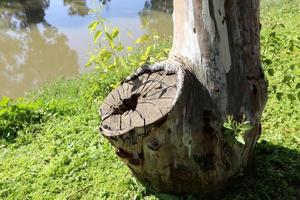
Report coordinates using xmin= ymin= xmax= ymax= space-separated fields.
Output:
xmin=0 ymin=0 xmax=299 ymax=199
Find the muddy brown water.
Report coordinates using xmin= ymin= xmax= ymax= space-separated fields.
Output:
xmin=0 ymin=0 xmax=172 ymax=98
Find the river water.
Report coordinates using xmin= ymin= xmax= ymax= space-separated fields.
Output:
xmin=0 ymin=0 xmax=173 ymax=98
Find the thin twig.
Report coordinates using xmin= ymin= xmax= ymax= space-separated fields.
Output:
xmin=66 ymin=184 xmax=92 ymax=200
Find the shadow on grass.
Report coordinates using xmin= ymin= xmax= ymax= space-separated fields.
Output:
xmin=147 ymin=141 xmax=300 ymax=200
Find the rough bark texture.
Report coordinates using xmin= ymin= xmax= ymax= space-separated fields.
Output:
xmin=100 ymin=0 xmax=267 ymax=196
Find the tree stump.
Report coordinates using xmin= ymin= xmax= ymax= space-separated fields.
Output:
xmin=99 ymin=0 xmax=268 ymax=196
xmin=101 ymin=71 xmax=178 ymax=137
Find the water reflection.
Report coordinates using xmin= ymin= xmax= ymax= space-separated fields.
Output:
xmin=0 ymin=0 xmax=50 ymax=29
xmin=0 ymin=0 xmax=173 ymax=99
xmin=63 ymin=0 xmax=89 ymax=16
xmin=0 ymin=0 xmax=79 ymax=98
xmin=144 ymin=0 xmax=173 ymax=14
xmin=100 ymin=0 xmax=173 ymax=13
xmin=139 ymin=0 xmax=173 ymax=38
xmin=99 ymin=0 xmax=111 ymax=5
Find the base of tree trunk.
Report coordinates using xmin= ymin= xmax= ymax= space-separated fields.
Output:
xmin=100 ymin=0 xmax=268 ymax=195
xmin=100 ymin=62 xmax=257 ymax=195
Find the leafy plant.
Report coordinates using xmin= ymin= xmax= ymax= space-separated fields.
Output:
xmin=86 ymin=14 xmax=170 ymax=88
xmin=223 ymin=115 xmax=253 ymax=144
xmin=261 ymin=11 xmax=300 ymax=103
xmin=84 ymin=13 xmax=171 ymax=105
xmin=0 ymin=96 xmax=73 ymax=141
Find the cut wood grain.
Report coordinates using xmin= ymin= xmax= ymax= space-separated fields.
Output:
xmin=100 ymin=71 xmax=177 ymax=136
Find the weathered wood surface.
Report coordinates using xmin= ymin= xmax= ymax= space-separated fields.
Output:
xmin=99 ymin=67 xmax=252 ymax=195
xmin=101 ymin=71 xmax=177 ymax=136
xmin=99 ymin=0 xmax=268 ymax=196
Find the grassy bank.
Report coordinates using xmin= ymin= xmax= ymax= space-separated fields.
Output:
xmin=0 ymin=0 xmax=299 ymax=199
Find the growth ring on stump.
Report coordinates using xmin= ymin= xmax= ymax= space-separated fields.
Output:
xmin=100 ymin=70 xmax=178 ymax=137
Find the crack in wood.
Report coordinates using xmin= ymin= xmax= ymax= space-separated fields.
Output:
xmin=142 ymin=73 xmax=167 ymax=97
xmin=101 ymin=70 xmax=177 ymax=137
xmin=137 ymin=73 xmax=150 ymax=94
xmin=145 ymin=85 xmax=176 ymax=98
xmin=141 ymin=72 xmax=161 ymax=95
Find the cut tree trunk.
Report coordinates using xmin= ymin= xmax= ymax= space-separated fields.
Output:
xmin=99 ymin=0 xmax=268 ymax=196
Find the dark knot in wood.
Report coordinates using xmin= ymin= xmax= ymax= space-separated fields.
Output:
xmin=147 ymin=138 xmax=160 ymax=151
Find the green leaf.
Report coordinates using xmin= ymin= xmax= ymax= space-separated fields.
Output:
xmin=236 ymin=134 xmax=245 ymax=145
xmin=93 ymin=30 xmax=102 ymax=43
xmin=119 ymin=57 xmax=127 ymax=68
xmin=263 ymin=59 xmax=272 ymax=65
xmin=111 ymin=28 xmax=119 ymax=39
xmin=105 ymin=31 xmax=113 ymax=42
xmin=239 ymin=123 xmax=253 ymax=133
xmin=276 ymin=92 xmax=283 ymax=100
xmin=135 ymin=34 xmax=150 ymax=44
xmin=282 ymin=75 xmax=292 ymax=84
xmin=268 ymin=68 xmax=274 ymax=76
xmin=85 ymin=60 xmax=93 ymax=68
xmin=116 ymin=45 xmax=124 ymax=51
xmin=290 ymin=64 xmax=296 ymax=70
xmin=287 ymin=94 xmax=296 ymax=101
xmin=99 ymin=50 xmax=113 ymax=60
xmin=109 ymin=40 xmax=115 ymax=50
xmin=126 ymin=46 xmax=133 ymax=52
xmin=0 ymin=96 xmax=11 ymax=107
xmin=144 ymin=46 xmax=152 ymax=57
xmin=88 ymin=21 xmax=99 ymax=32
xmin=269 ymin=32 xmax=276 ymax=37
xmin=139 ymin=55 xmax=148 ymax=62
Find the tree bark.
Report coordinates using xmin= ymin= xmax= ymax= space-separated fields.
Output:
xmin=100 ymin=0 xmax=268 ymax=196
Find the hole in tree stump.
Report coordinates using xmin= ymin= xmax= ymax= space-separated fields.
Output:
xmin=112 ymin=93 xmax=140 ymax=115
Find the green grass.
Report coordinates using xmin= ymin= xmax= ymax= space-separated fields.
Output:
xmin=0 ymin=0 xmax=299 ymax=199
